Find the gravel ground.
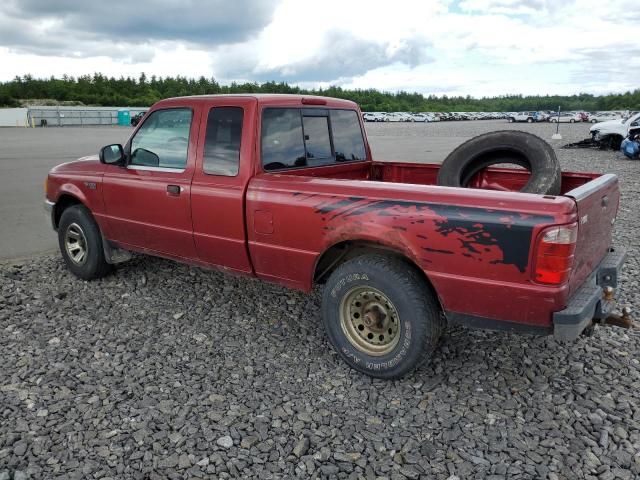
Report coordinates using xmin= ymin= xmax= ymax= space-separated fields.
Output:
xmin=2 ymin=121 xmax=639 ymax=479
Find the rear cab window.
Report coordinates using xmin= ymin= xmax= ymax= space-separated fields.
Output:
xmin=261 ymin=108 xmax=366 ymax=171
xmin=202 ymin=106 xmax=243 ymax=176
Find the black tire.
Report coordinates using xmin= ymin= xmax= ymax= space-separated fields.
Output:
xmin=322 ymin=254 xmax=444 ymax=379
xmin=436 ymin=130 xmax=561 ymax=195
xmin=570 ymin=119 xmax=575 ymax=123
xmin=58 ymin=205 xmax=112 ymax=280
xmin=527 ymin=117 xmax=533 ymax=123
xmin=508 ymin=117 xmax=515 ymax=123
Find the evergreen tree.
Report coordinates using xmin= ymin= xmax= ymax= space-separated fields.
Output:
xmin=0 ymin=73 xmax=637 ymax=111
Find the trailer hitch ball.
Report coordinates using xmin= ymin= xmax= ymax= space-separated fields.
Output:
xmin=603 ymin=286 xmax=615 ymax=301
xmin=602 ymin=306 xmax=635 ymax=330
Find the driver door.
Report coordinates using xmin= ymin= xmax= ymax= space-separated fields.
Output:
xmin=102 ymin=105 xmax=200 ymax=259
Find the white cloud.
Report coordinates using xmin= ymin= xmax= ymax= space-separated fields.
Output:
xmin=0 ymin=0 xmax=637 ymax=97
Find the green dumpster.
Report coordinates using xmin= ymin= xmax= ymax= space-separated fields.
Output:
xmin=117 ymin=109 xmax=131 ymax=126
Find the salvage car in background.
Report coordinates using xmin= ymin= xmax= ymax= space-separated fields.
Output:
xmin=591 ymin=112 xmax=640 ymax=150
xmin=363 ymin=112 xmax=386 ymax=122
xmin=508 ymin=112 xmax=537 ymax=123
xmin=410 ymin=113 xmax=429 ymax=122
xmin=130 ymin=111 xmax=146 ymax=127
xmin=590 ymin=112 xmax=622 ymax=123
xmin=384 ymin=112 xmax=411 ymax=122
xmin=550 ymin=112 xmax=582 ymax=123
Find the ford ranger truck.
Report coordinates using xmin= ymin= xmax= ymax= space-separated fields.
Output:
xmin=44 ymin=94 xmax=626 ymax=379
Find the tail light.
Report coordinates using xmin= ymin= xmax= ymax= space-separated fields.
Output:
xmin=533 ymin=224 xmax=577 ymax=285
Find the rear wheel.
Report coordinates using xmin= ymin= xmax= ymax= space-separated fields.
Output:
xmin=322 ymin=254 xmax=444 ymax=379
xmin=58 ymin=205 xmax=112 ymax=280
xmin=527 ymin=117 xmax=533 ymax=123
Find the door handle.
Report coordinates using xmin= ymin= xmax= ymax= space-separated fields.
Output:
xmin=167 ymin=185 xmax=181 ymax=195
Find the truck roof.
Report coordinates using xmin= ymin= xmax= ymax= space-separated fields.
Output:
xmin=160 ymin=94 xmax=358 ymax=109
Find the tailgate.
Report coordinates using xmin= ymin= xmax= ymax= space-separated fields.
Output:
xmin=566 ymin=174 xmax=620 ymax=296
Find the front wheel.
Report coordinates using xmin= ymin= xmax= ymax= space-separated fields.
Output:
xmin=322 ymin=254 xmax=444 ymax=379
xmin=58 ymin=205 xmax=112 ymax=280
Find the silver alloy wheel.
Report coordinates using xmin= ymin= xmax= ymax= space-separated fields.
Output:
xmin=65 ymin=222 xmax=88 ymax=265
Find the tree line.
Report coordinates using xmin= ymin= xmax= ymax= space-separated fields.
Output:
xmin=1 ymin=73 xmax=638 ymax=112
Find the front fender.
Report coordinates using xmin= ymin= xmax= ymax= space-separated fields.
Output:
xmin=56 ymin=182 xmax=90 ymax=205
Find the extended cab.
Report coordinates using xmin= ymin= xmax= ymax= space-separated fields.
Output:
xmin=45 ymin=94 xmax=626 ymax=379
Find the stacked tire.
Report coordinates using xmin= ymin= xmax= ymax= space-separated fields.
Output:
xmin=436 ymin=131 xmax=561 ymax=195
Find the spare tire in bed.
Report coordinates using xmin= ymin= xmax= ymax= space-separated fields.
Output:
xmin=436 ymin=130 xmax=561 ymax=195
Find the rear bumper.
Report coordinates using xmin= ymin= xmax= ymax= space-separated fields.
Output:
xmin=553 ymin=247 xmax=626 ymax=341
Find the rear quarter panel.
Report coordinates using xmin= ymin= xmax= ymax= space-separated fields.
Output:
xmin=247 ymin=173 xmax=578 ymax=326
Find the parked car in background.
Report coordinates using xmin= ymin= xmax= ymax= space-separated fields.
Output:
xmin=130 ymin=111 xmax=146 ymax=127
xmin=410 ymin=113 xmax=429 ymax=122
xmin=534 ymin=111 xmax=549 ymax=122
xmin=363 ymin=112 xmax=386 ymax=122
xmin=385 ymin=112 xmax=413 ymax=122
xmin=589 ymin=112 xmax=622 ymax=123
xmin=508 ymin=112 xmax=537 ymax=123
xmin=591 ymin=111 xmax=640 ymax=149
xmin=549 ymin=112 xmax=582 ymax=123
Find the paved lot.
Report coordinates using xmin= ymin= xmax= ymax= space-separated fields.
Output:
xmin=2 ymin=120 xmax=639 ymax=479
xmin=0 ymin=120 xmax=590 ymax=260
xmin=0 ymin=127 xmax=130 ymax=260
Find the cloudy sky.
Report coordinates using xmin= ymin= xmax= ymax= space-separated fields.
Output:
xmin=0 ymin=0 xmax=637 ymax=97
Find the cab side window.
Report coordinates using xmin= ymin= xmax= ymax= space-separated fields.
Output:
xmin=261 ymin=109 xmax=307 ymax=171
xmin=302 ymin=115 xmax=332 ymax=160
xmin=203 ymin=107 xmax=243 ymax=176
xmin=130 ymin=108 xmax=192 ymax=169
xmin=330 ymin=110 xmax=366 ymax=162
xmin=261 ymin=108 xmax=367 ymax=171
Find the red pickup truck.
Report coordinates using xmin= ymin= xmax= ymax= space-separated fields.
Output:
xmin=45 ymin=94 xmax=626 ymax=379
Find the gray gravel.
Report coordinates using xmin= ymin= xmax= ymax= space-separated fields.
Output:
xmin=2 ymin=121 xmax=640 ymax=479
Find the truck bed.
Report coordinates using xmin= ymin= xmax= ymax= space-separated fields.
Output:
xmin=247 ymin=160 xmax=618 ymax=331
xmin=282 ymin=160 xmax=600 ymax=195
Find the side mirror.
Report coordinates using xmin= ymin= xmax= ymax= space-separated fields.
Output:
xmin=131 ymin=148 xmax=160 ymax=167
xmin=100 ymin=144 xmax=125 ymax=165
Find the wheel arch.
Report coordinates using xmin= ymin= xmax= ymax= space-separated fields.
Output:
xmin=53 ymin=193 xmax=84 ymax=230
xmin=313 ymin=239 xmax=443 ymax=311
